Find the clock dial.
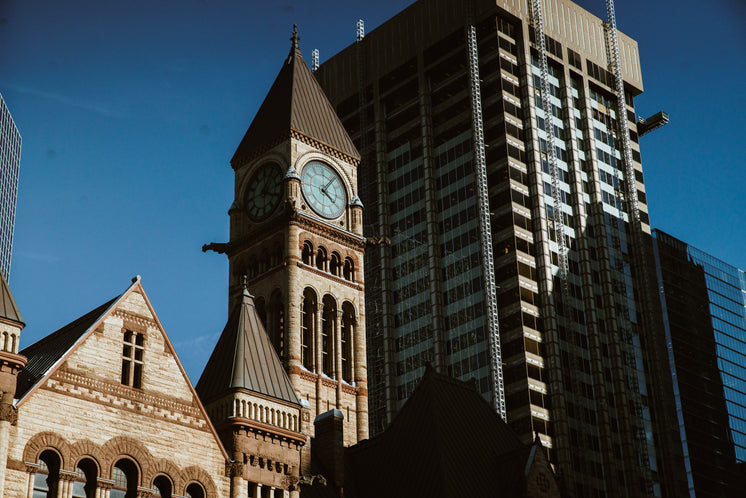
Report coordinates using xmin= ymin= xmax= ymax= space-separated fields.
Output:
xmin=300 ymin=160 xmax=347 ymax=219
xmin=244 ymin=162 xmax=283 ymax=221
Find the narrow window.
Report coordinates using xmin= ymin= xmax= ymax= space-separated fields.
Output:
xmin=121 ymin=331 xmax=144 ymax=388
xmin=110 ymin=459 xmax=138 ymax=498
xmin=301 ymin=241 xmax=314 ymax=265
xmin=72 ymin=459 xmax=98 ymax=498
xmin=153 ymin=475 xmax=172 ymax=497
xmin=33 ymin=451 xmax=60 ymax=498
xmin=301 ymin=290 xmax=315 ymax=369
xmin=321 ymin=297 xmax=336 ymax=375
xmin=186 ymin=483 xmax=205 ymax=498
xmin=341 ymin=304 xmax=354 ymax=382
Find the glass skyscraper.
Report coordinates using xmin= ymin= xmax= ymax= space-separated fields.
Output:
xmin=0 ymin=93 xmax=21 ymax=280
xmin=653 ymin=229 xmax=745 ymax=496
xmin=317 ymin=0 xmax=662 ymax=496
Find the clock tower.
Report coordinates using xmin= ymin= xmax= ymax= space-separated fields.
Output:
xmin=206 ymin=26 xmax=368 ymax=467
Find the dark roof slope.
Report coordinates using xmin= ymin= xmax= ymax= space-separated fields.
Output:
xmin=344 ymin=367 xmax=530 ymax=498
xmin=0 ymin=271 xmax=24 ymax=325
xmin=231 ymin=27 xmax=359 ymax=166
xmin=16 ymin=296 xmax=119 ymax=400
xmin=196 ymin=287 xmax=300 ymax=406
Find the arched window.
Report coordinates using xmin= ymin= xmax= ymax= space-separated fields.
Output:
xmin=72 ymin=458 xmax=98 ymax=498
xmin=33 ymin=450 xmax=60 ymax=497
xmin=316 ymin=246 xmax=327 ymax=271
xmin=153 ymin=475 xmax=172 ymax=497
xmin=341 ymin=303 xmax=355 ymax=382
xmin=343 ymin=258 xmax=355 ymax=282
xmin=301 ymin=241 xmax=314 ymax=265
xmin=186 ymin=482 xmax=205 ymax=498
xmin=261 ymin=250 xmax=271 ymax=273
xmin=110 ymin=459 xmax=138 ymax=498
xmin=329 ymin=252 xmax=341 ymax=277
xmin=301 ymin=289 xmax=316 ymax=370
xmin=248 ymin=257 xmax=259 ymax=279
xmin=321 ymin=296 xmax=337 ymax=375
xmin=268 ymin=291 xmax=285 ymax=362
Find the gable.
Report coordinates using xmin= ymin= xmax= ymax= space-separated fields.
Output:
xmin=15 ymin=278 xmax=230 ymax=468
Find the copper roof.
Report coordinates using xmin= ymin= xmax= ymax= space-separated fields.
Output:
xmin=231 ymin=26 xmax=359 ymax=167
xmin=0 ymin=271 xmax=24 ymax=326
xmin=196 ymin=287 xmax=300 ymax=406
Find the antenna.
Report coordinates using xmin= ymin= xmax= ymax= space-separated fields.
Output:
xmin=312 ymin=49 xmax=320 ymax=71
xmin=356 ymin=19 xmax=365 ymax=41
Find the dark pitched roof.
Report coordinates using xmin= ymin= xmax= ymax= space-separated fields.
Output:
xmin=231 ymin=26 xmax=359 ymax=166
xmin=344 ymin=367 xmax=531 ymax=498
xmin=0 ymin=271 xmax=24 ymax=325
xmin=196 ymin=287 xmax=300 ymax=406
xmin=16 ymin=295 xmax=119 ymax=400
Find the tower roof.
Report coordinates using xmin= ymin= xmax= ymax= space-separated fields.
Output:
xmin=196 ymin=286 xmax=300 ymax=406
xmin=231 ymin=26 xmax=359 ymax=167
xmin=0 ymin=271 xmax=24 ymax=326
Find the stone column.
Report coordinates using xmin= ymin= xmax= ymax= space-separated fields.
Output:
xmin=58 ymin=470 xmax=78 ymax=497
xmin=96 ymin=478 xmax=114 ymax=498
xmin=25 ymin=464 xmax=37 ymax=498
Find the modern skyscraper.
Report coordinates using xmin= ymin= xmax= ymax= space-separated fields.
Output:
xmin=317 ymin=0 xmax=659 ymax=495
xmin=0 ymin=94 xmax=21 ymax=281
xmin=652 ymin=229 xmax=745 ymax=497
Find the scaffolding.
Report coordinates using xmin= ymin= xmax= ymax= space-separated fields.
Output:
xmin=531 ymin=0 xmax=570 ymax=300
xmin=466 ymin=15 xmax=506 ymax=420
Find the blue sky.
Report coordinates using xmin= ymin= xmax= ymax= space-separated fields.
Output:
xmin=2 ymin=0 xmax=744 ymax=383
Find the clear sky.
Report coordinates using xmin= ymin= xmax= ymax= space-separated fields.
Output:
xmin=2 ymin=0 xmax=744 ymax=384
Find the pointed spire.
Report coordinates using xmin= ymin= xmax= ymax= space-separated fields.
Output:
xmin=196 ymin=282 xmax=300 ymax=405
xmin=231 ymin=25 xmax=359 ymax=168
xmin=0 ymin=271 xmax=24 ymax=326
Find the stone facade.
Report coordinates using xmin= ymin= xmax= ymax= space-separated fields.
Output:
xmin=4 ymin=278 xmax=233 ymax=497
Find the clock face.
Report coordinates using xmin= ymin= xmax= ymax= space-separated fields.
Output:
xmin=244 ymin=162 xmax=283 ymax=221
xmin=300 ymin=160 xmax=347 ymax=219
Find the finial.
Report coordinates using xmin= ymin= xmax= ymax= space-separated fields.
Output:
xmin=291 ymin=24 xmax=300 ymax=48
xmin=241 ymin=274 xmax=253 ymax=299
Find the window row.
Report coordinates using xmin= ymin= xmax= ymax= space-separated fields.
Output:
xmin=301 ymin=289 xmax=356 ymax=382
xmin=301 ymin=241 xmax=356 ymax=282
xmin=32 ymin=452 xmax=207 ymax=498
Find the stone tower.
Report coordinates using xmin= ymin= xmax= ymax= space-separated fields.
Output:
xmin=0 ymin=272 xmax=27 ymax=496
xmin=205 ymin=26 xmax=368 ymax=469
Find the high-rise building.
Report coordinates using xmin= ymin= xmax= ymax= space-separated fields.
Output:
xmin=652 ymin=229 xmax=745 ymax=497
xmin=317 ymin=0 xmax=660 ymax=495
xmin=0 ymin=93 xmax=21 ymax=280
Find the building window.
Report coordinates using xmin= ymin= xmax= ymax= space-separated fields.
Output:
xmin=341 ymin=303 xmax=354 ymax=382
xmin=153 ymin=475 xmax=172 ymax=497
xmin=33 ymin=451 xmax=60 ymax=498
xmin=110 ymin=459 xmax=138 ymax=498
xmin=72 ymin=459 xmax=98 ymax=498
xmin=301 ymin=289 xmax=316 ymax=370
xmin=321 ymin=296 xmax=336 ymax=375
xmin=330 ymin=252 xmax=342 ymax=276
xmin=186 ymin=483 xmax=205 ymax=498
xmin=301 ymin=241 xmax=314 ymax=265
xmin=316 ymin=246 xmax=327 ymax=271
xmin=121 ymin=330 xmax=144 ymax=388
xmin=343 ymin=257 xmax=355 ymax=281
